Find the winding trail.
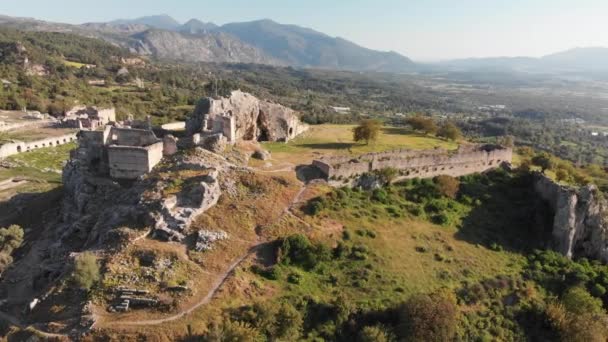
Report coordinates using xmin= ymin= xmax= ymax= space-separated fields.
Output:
xmin=112 ymin=179 xmax=311 ymax=327
xmin=116 ymin=244 xmax=264 ymax=326
xmin=0 ymin=167 xmax=315 ymax=334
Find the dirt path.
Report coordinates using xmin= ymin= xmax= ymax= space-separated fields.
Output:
xmin=113 ymin=180 xmax=310 ymax=327
xmin=116 ymin=244 xmax=263 ymax=326
xmin=4 ymin=169 xmax=312 ymax=333
xmin=0 ymin=309 xmax=67 ymax=340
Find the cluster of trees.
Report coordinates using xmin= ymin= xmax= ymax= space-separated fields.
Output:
xmin=351 ymin=116 xmax=462 ymax=145
xmin=461 ymin=116 xmax=608 ymax=166
xmin=516 ymin=147 xmax=608 ymax=188
xmin=405 ymin=115 xmax=462 ymax=140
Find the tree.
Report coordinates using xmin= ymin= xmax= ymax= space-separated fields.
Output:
xmin=0 ymin=225 xmax=24 ymax=252
xmin=273 ymin=302 xmax=303 ymax=340
xmin=546 ymin=288 xmax=608 ymax=342
xmin=532 ymin=153 xmax=553 ymax=173
xmin=406 ymin=115 xmax=438 ymax=135
xmin=358 ymin=325 xmax=391 ymax=342
xmin=562 ymin=287 xmax=604 ymax=316
xmin=353 ymin=119 xmax=382 ymax=145
xmin=73 ymin=252 xmax=100 ymax=290
xmin=500 ymin=135 xmax=515 ymax=148
xmin=437 ymin=122 xmax=462 ymax=141
xmin=434 ymin=175 xmax=460 ymax=199
xmin=398 ymin=290 xmax=458 ymax=342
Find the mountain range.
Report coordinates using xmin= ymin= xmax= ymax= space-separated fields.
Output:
xmin=0 ymin=13 xmax=607 ymax=74
xmin=436 ymin=47 xmax=608 ymax=73
xmin=0 ymin=14 xmax=414 ymax=72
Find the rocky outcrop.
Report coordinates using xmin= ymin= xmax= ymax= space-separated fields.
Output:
xmin=534 ymin=174 xmax=608 ymax=262
xmin=186 ymin=90 xmax=308 ymax=143
xmin=151 ymin=170 xmax=221 ymax=242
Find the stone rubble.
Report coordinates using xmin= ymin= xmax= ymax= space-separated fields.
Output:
xmin=195 ymin=229 xmax=229 ymax=252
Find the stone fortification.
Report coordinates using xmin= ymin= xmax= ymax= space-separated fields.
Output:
xmin=62 ymin=106 xmax=116 ymax=130
xmin=186 ymin=90 xmax=308 ymax=144
xmin=72 ymin=126 xmax=169 ymax=179
xmin=312 ymin=144 xmax=513 ymax=184
xmin=534 ymin=174 xmax=608 ymax=263
xmin=0 ymin=133 xmax=78 ymax=158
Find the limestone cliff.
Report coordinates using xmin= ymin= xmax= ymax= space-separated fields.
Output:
xmin=534 ymin=174 xmax=608 ymax=262
xmin=186 ymin=90 xmax=308 ymax=142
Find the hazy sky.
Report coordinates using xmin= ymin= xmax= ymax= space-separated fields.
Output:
xmin=1 ymin=0 xmax=608 ymax=61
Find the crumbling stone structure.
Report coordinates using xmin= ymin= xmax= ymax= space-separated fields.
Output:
xmin=313 ymin=144 xmax=513 ymax=184
xmin=0 ymin=133 xmax=77 ymax=158
xmin=72 ymin=125 xmax=169 ymax=179
xmin=186 ymin=90 xmax=308 ymax=146
xmin=62 ymin=106 xmax=116 ymax=130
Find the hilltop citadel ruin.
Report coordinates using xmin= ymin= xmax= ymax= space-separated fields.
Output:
xmin=186 ymin=90 xmax=308 ymax=147
xmin=312 ymin=144 xmax=513 ymax=184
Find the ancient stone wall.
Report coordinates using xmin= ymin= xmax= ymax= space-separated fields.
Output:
xmin=0 ymin=133 xmax=78 ymax=158
xmin=313 ymin=144 xmax=512 ymax=183
xmin=72 ymin=126 xmax=164 ymax=179
xmin=107 ymin=142 xmax=163 ymax=179
xmin=111 ymin=128 xmax=159 ymax=147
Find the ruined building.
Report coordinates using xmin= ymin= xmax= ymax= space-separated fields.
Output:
xmin=313 ymin=144 xmax=513 ymax=184
xmin=71 ymin=126 xmax=174 ymax=179
xmin=186 ymin=90 xmax=308 ymax=147
xmin=61 ymin=106 xmax=116 ymax=130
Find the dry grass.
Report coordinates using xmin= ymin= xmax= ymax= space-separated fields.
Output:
xmin=260 ymin=124 xmax=457 ymax=167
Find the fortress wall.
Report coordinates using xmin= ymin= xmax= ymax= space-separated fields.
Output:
xmin=0 ymin=133 xmax=77 ymax=158
xmin=313 ymin=145 xmax=512 ymax=182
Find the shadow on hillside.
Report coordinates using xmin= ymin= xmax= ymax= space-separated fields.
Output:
xmin=381 ymin=127 xmax=412 ymax=135
xmin=454 ymin=174 xmax=553 ymax=253
xmin=296 ymin=165 xmax=326 ymax=183
xmin=0 ymin=187 xmax=63 ymax=228
xmin=297 ymin=142 xmax=356 ymax=150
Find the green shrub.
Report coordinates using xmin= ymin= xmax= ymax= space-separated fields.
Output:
xmin=287 ymin=272 xmax=302 ymax=284
xmin=73 ymin=252 xmax=100 ymax=290
xmin=432 ymin=213 xmax=449 ymax=225
xmin=371 ymin=188 xmax=388 ymax=203
xmin=398 ymin=290 xmax=458 ymax=342
xmin=279 ymin=235 xmax=331 ymax=270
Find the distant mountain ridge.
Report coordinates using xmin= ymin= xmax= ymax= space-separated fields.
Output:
xmin=1 ymin=14 xmax=415 ymax=72
xmin=108 ymin=14 xmax=182 ymax=31
xmin=440 ymin=47 xmax=608 ymax=73
xmin=0 ymin=13 xmax=606 ymax=74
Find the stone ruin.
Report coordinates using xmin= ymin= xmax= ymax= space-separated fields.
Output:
xmin=312 ymin=144 xmax=513 ymax=185
xmin=61 ymin=106 xmax=116 ymax=130
xmin=71 ymin=125 xmax=175 ymax=179
xmin=186 ymin=90 xmax=308 ymax=150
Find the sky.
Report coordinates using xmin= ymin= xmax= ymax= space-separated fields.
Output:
xmin=1 ymin=0 xmax=608 ymax=61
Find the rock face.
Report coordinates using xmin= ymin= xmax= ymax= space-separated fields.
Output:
xmin=534 ymin=174 xmax=608 ymax=262
xmin=151 ymin=170 xmax=222 ymax=242
xmin=186 ymin=90 xmax=308 ymax=143
xmin=128 ymin=30 xmax=281 ymax=65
